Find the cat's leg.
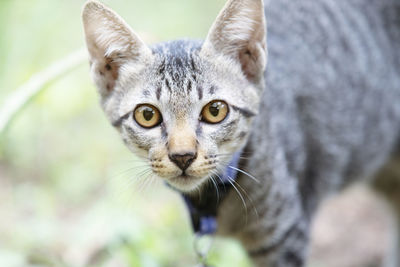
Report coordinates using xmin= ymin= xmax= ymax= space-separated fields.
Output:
xmin=228 ymin=182 xmax=311 ymax=267
xmin=372 ymin=154 xmax=400 ymax=267
xmin=242 ymin=218 xmax=310 ymax=267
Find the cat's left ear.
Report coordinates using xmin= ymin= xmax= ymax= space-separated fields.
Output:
xmin=82 ymin=1 xmax=153 ymax=97
xmin=201 ymin=0 xmax=267 ymax=83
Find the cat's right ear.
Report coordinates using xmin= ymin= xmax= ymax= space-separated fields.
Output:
xmin=201 ymin=0 xmax=266 ymax=84
xmin=82 ymin=1 xmax=152 ymax=97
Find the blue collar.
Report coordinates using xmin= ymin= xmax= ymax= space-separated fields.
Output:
xmin=180 ymin=150 xmax=242 ymax=235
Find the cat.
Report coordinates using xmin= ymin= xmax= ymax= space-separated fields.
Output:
xmin=82 ymin=0 xmax=400 ymax=266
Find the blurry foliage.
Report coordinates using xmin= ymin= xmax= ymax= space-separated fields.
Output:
xmin=0 ymin=0 xmax=251 ymax=266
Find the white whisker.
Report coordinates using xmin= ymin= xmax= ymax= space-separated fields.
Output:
xmin=228 ymin=166 xmax=260 ymax=184
xmin=209 ymin=175 xmax=220 ymax=203
xmin=210 ymin=170 xmax=226 ymax=192
xmin=229 ymin=177 xmax=259 ymax=221
xmin=226 ymin=175 xmax=248 ymax=225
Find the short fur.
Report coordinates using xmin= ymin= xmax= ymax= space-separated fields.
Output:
xmin=82 ymin=0 xmax=400 ymax=266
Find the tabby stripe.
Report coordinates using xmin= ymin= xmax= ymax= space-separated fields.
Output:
xmin=196 ymin=123 xmax=202 ymax=136
xmin=283 ymin=250 xmax=304 ymax=266
xmin=197 ymin=85 xmax=203 ymax=100
xmin=190 ymin=57 xmax=196 ymax=71
xmin=248 ymin=224 xmax=298 ymax=258
xmin=156 ymin=87 xmax=162 ymax=100
xmin=208 ymin=86 xmax=216 ymax=94
xmin=157 ymin=60 xmax=166 ymax=79
xmin=111 ymin=112 xmax=130 ymax=127
xmin=160 ymin=122 xmax=168 ymax=139
xmin=231 ymin=105 xmax=257 ymax=117
xmin=165 ymin=78 xmax=171 ymax=92
xmin=123 ymin=125 xmax=150 ymax=150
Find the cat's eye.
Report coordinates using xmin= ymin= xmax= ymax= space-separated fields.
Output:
xmin=134 ymin=104 xmax=162 ymax=128
xmin=200 ymin=100 xmax=229 ymax=124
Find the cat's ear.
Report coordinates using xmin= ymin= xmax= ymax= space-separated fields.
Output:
xmin=201 ymin=0 xmax=267 ymax=83
xmin=82 ymin=1 xmax=152 ymax=96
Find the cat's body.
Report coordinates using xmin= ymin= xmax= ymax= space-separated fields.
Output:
xmin=219 ymin=1 xmax=400 ymax=265
xmin=82 ymin=0 xmax=400 ymax=266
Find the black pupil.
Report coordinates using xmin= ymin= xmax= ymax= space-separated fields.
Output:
xmin=143 ymin=108 xmax=154 ymax=121
xmin=209 ymin=102 xmax=220 ymax=117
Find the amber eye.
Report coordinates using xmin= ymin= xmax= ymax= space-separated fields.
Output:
xmin=134 ymin=104 xmax=162 ymax=128
xmin=200 ymin=100 xmax=229 ymax=124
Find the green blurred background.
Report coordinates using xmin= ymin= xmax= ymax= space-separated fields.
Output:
xmin=0 ymin=0 xmax=252 ymax=266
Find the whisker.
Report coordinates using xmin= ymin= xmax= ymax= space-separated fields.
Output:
xmin=216 ymin=154 xmax=251 ymax=160
xmin=209 ymin=175 xmax=220 ymax=203
xmin=141 ymin=173 xmax=157 ymax=192
xmin=211 ymin=170 xmax=226 ymax=192
xmin=109 ymin=164 xmax=150 ymax=182
xmin=228 ymin=166 xmax=260 ymax=184
xmin=226 ymin=174 xmax=248 ymax=225
xmin=215 ymin=158 xmax=260 ymax=184
xmin=217 ymin=152 xmax=250 ymax=156
xmin=214 ymin=165 xmax=260 ymax=225
xmin=135 ymin=170 xmax=153 ymax=194
xmin=229 ymin=177 xmax=259 ymax=221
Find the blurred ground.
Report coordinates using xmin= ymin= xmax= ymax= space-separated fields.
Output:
xmin=0 ymin=164 xmax=393 ymax=267
xmin=309 ymin=185 xmax=393 ymax=267
xmin=0 ymin=0 xmax=396 ymax=266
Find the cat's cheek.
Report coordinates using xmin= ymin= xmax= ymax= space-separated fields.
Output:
xmin=120 ymin=135 xmax=149 ymax=159
xmin=148 ymin=146 xmax=182 ymax=179
xmin=219 ymin=137 xmax=247 ymax=155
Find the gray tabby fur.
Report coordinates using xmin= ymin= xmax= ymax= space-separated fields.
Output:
xmin=82 ymin=0 xmax=400 ymax=266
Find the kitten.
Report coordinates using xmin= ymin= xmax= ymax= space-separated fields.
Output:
xmin=82 ymin=0 xmax=400 ymax=266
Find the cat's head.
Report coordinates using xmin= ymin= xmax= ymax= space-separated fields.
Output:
xmin=82 ymin=0 xmax=267 ymax=192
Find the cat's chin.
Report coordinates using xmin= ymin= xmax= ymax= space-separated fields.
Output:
xmin=166 ymin=175 xmax=207 ymax=193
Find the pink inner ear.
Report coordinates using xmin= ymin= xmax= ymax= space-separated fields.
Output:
xmin=238 ymin=41 xmax=265 ymax=82
xmin=96 ymin=57 xmax=120 ymax=92
xmin=239 ymin=49 xmax=255 ymax=80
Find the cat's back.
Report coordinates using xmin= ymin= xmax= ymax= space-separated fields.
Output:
xmin=265 ymin=0 xmax=400 ymax=91
xmin=261 ymin=0 xmax=400 ymax=184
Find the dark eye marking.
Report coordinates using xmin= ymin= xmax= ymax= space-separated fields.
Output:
xmin=165 ymin=79 xmax=172 ymax=92
xmin=238 ymin=131 xmax=247 ymax=138
xmin=197 ymin=85 xmax=203 ymax=100
xmin=143 ymin=90 xmax=151 ymax=97
xmin=231 ymin=105 xmax=256 ymax=118
xmin=158 ymin=60 xmax=166 ymax=77
xmin=160 ymin=122 xmax=168 ymax=139
xmin=220 ymin=119 xmax=239 ymax=142
xmin=190 ymin=58 xmax=197 ymax=71
xmin=208 ymin=86 xmax=216 ymax=94
xmin=156 ymin=87 xmax=162 ymax=100
xmin=223 ymin=119 xmax=238 ymax=131
xmin=196 ymin=123 xmax=202 ymax=136
xmin=123 ymin=125 xmax=140 ymax=139
xmin=123 ymin=125 xmax=151 ymax=150
xmin=111 ymin=112 xmax=131 ymax=127
xmin=187 ymin=80 xmax=192 ymax=92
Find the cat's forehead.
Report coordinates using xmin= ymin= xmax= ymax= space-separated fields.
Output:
xmin=150 ymin=40 xmax=207 ymax=111
xmin=151 ymin=40 xmax=202 ymax=68
xmin=151 ymin=40 xmax=204 ymax=87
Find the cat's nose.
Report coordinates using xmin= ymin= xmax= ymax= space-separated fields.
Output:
xmin=169 ymin=152 xmax=197 ymax=171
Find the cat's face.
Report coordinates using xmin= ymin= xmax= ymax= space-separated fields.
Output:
xmin=82 ymin=0 xmax=266 ymax=192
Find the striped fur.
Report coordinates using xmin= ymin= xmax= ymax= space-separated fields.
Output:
xmin=83 ymin=0 xmax=400 ymax=266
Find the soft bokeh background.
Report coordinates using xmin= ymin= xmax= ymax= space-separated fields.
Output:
xmin=0 ymin=0 xmax=252 ymax=266
xmin=0 ymin=1 xmax=394 ymax=267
